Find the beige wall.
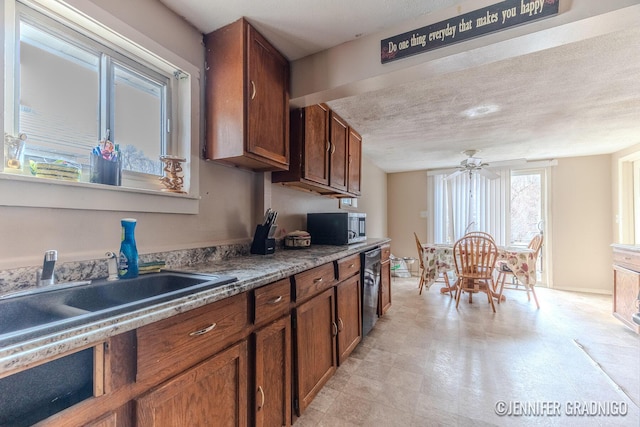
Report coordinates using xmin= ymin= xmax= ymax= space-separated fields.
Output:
xmin=550 ymin=155 xmax=613 ymax=293
xmin=387 ymin=171 xmax=428 ymax=259
xmin=386 ymin=156 xmax=615 ymax=294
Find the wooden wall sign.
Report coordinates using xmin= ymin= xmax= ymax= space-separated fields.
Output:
xmin=381 ymin=0 xmax=559 ymax=64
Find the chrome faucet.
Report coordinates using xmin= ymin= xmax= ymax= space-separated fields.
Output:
xmin=105 ymin=251 xmax=118 ymax=281
xmin=37 ymin=249 xmax=58 ymax=286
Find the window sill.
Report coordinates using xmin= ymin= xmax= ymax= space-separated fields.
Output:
xmin=0 ymin=172 xmax=199 ymax=214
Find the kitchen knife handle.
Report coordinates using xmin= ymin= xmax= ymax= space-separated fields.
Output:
xmin=189 ymin=323 xmax=216 ymax=337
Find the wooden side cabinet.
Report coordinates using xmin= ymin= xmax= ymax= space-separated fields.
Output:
xmin=136 ymin=340 xmax=249 ymax=427
xmin=204 ymin=18 xmax=289 ymax=171
xmin=612 ymin=245 xmax=640 ymax=333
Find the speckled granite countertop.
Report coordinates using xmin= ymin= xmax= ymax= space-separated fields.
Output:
xmin=0 ymin=238 xmax=389 ymax=375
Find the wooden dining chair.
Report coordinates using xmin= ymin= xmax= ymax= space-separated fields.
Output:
xmin=464 ymin=231 xmax=495 ymax=242
xmin=414 ymin=233 xmax=427 ymax=295
xmin=496 ymin=233 xmax=543 ymax=308
xmin=453 ymin=234 xmax=499 ymax=312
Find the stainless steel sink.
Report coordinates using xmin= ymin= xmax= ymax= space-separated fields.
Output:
xmin=0 ymin=272 xmax=237 ymax=346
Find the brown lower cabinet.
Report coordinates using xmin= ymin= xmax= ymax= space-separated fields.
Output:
xmin=336 ymin=275 xmax=362 ymax=365
xmin=293 ymin=287 xmax=337 ymax=415
xmin=254 ymin=316 xmax=291 ymax=427
xmin=379 ymin=243 xmax=392 ymax=315
xmin=22 ymin=248 xmax=396 ymax=426
xmin=136 ymin=340 xmax=248 ymax=427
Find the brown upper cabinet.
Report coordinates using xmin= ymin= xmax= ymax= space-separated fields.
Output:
xmin=272 ymin=104 xmax=362 ymax=197
xmin=204 ymin=18 xmax=290 ymax=171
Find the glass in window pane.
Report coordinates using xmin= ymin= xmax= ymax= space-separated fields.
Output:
xmin=19 ymin=21 xmax=99 ymax=161
xmin=113 ymin=64 xmax=164 ymax=176
xmin=510 ymin=173 xmax=542 ymax=245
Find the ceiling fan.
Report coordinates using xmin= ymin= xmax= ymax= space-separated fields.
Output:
xmin=445 ymin=149 xmax=500 ymax=181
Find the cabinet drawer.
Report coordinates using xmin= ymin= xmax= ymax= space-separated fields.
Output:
xmin=381 ymin=244 xmax=391 ymax=262
xmin=613 ymin=249 xmax=640 ymax=272
xmin=294 ymin=263 xmax=336 ymax=302
xmin=136 ymin=292 xmax=249 ymax=383
xmin=254 ymin=278 xmax=291 ymax=326
xmin=337 ymin=254 xmax=360 ymax=281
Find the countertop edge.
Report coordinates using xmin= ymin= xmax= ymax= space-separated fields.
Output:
xmin=0 ymin=238 xmax=390 ymax=375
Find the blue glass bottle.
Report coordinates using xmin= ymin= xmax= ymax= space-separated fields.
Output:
xmin=118 ymin=218 xmax=139 ymax=279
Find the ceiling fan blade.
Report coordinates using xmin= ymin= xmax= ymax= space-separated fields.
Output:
xmin=445 ymin=170 xmax=464 ymax=181
xmin=477 ymin=168 xmax=500 ymax=180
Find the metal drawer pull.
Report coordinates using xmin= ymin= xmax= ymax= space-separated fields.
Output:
xmin=338 ymin=318 xmax=344 ymax=331
xmin=257 ymin=386 xmax=265 ymax=410
xmin=313 ymin=277 xmax=323 ymax=283
xmin=332 ymin=321 xmax=338 ymax=337
xmin=349 ymin=264 xmax=355 ymax=268
xmin=250 ymin=80 xmax=256 ymax=100
xmin=189 ymin=323 xmax=217 ymax=337
xmin=267 ymin=295 xmax=283 ymax=305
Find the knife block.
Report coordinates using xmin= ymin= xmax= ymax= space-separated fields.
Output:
xmin=250 ymin=224 xmax=275 ymax=255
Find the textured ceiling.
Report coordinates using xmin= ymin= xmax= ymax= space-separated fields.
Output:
xmin=160 ymin=0 xmax=640 ymax=172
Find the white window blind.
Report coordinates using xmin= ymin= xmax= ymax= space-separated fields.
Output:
xmin=430 ymin=169 xmax=510 ymax=245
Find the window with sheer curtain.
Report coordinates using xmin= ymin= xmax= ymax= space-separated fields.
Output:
xmin=428 ymin=169 xmax=510 ymax=245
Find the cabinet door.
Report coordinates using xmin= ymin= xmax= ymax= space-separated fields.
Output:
xmin=136 ymin=341 xmax=248 ymax=427
xmin=347 ymin=128 xmax=362 ymax=195
xmin=613 ymin=265 xmax=640 ymax=332
xmin=380 ymin=260 xmax=392 ymax=316
xmin=302 ymin=104 xmax=330 ymax=185
xmin=336 ymin=275 xmax=362 ymax=365
xmin=247 ymin=24 xmax=289 ymax=168
xmin=329 ymin=112 xmax=348 ymax=191
xmin=254 ymin=316 xmax=291 ymax=427
xmin=294 ymin=287 xmax=337 ymax=415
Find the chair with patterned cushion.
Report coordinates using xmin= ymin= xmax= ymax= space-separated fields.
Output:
xmin=453 ymin=234 xmax=499 ymax=312
xmin=496 ymin=233 xmax=543 ymax=308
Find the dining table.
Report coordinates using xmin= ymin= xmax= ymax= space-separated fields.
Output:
xmin=421 ymin=243 xmax=537 ymax=298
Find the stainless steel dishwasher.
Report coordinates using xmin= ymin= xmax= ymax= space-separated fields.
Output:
xmin=361 ymin=247 xmax=381 ymax=336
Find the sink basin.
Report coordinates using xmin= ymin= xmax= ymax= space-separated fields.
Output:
xmin=0 ymin=272 xmax=237 ymax=347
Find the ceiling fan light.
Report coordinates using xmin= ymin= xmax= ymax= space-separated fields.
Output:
xmin=462 ymin=104 xmax=500 ymax=118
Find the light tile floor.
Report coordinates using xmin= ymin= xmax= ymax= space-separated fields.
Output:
xmin=294 ymin=277 xmax=640 ymax=426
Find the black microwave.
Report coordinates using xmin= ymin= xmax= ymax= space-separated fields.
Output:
xmin=307 ymin=212 xmax=366 ymax=245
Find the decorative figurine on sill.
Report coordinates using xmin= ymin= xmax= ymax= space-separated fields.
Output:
xmin=159 ymin=155 xmax=186 ymax=193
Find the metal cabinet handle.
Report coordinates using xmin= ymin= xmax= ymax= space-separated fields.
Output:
xmin=257 ymin=386 xmax=265 ymax=410
xmin=332 ymin=321 xmax=338 ymax=337
xmin=349 ymin=155 xmax=352 ymax=164
xmin=331 ymin=144 xmax=336 ymax=155
xmin=349 ymin=263 xmax=355 ymax=268
xmin=326 ymin=141 xmax=331 ymax=152
xmin=338 ymin=318 xmax=344 ymax=331
xmin=188 ymin=323 xmax=216 ymax=337
xmin=267 ymin=295 xmax=283 ymax=305
xmin=313 ymin=277 xmax=323 ymax=283
xmin=250 ymin=80 xmax=256 ymax=100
